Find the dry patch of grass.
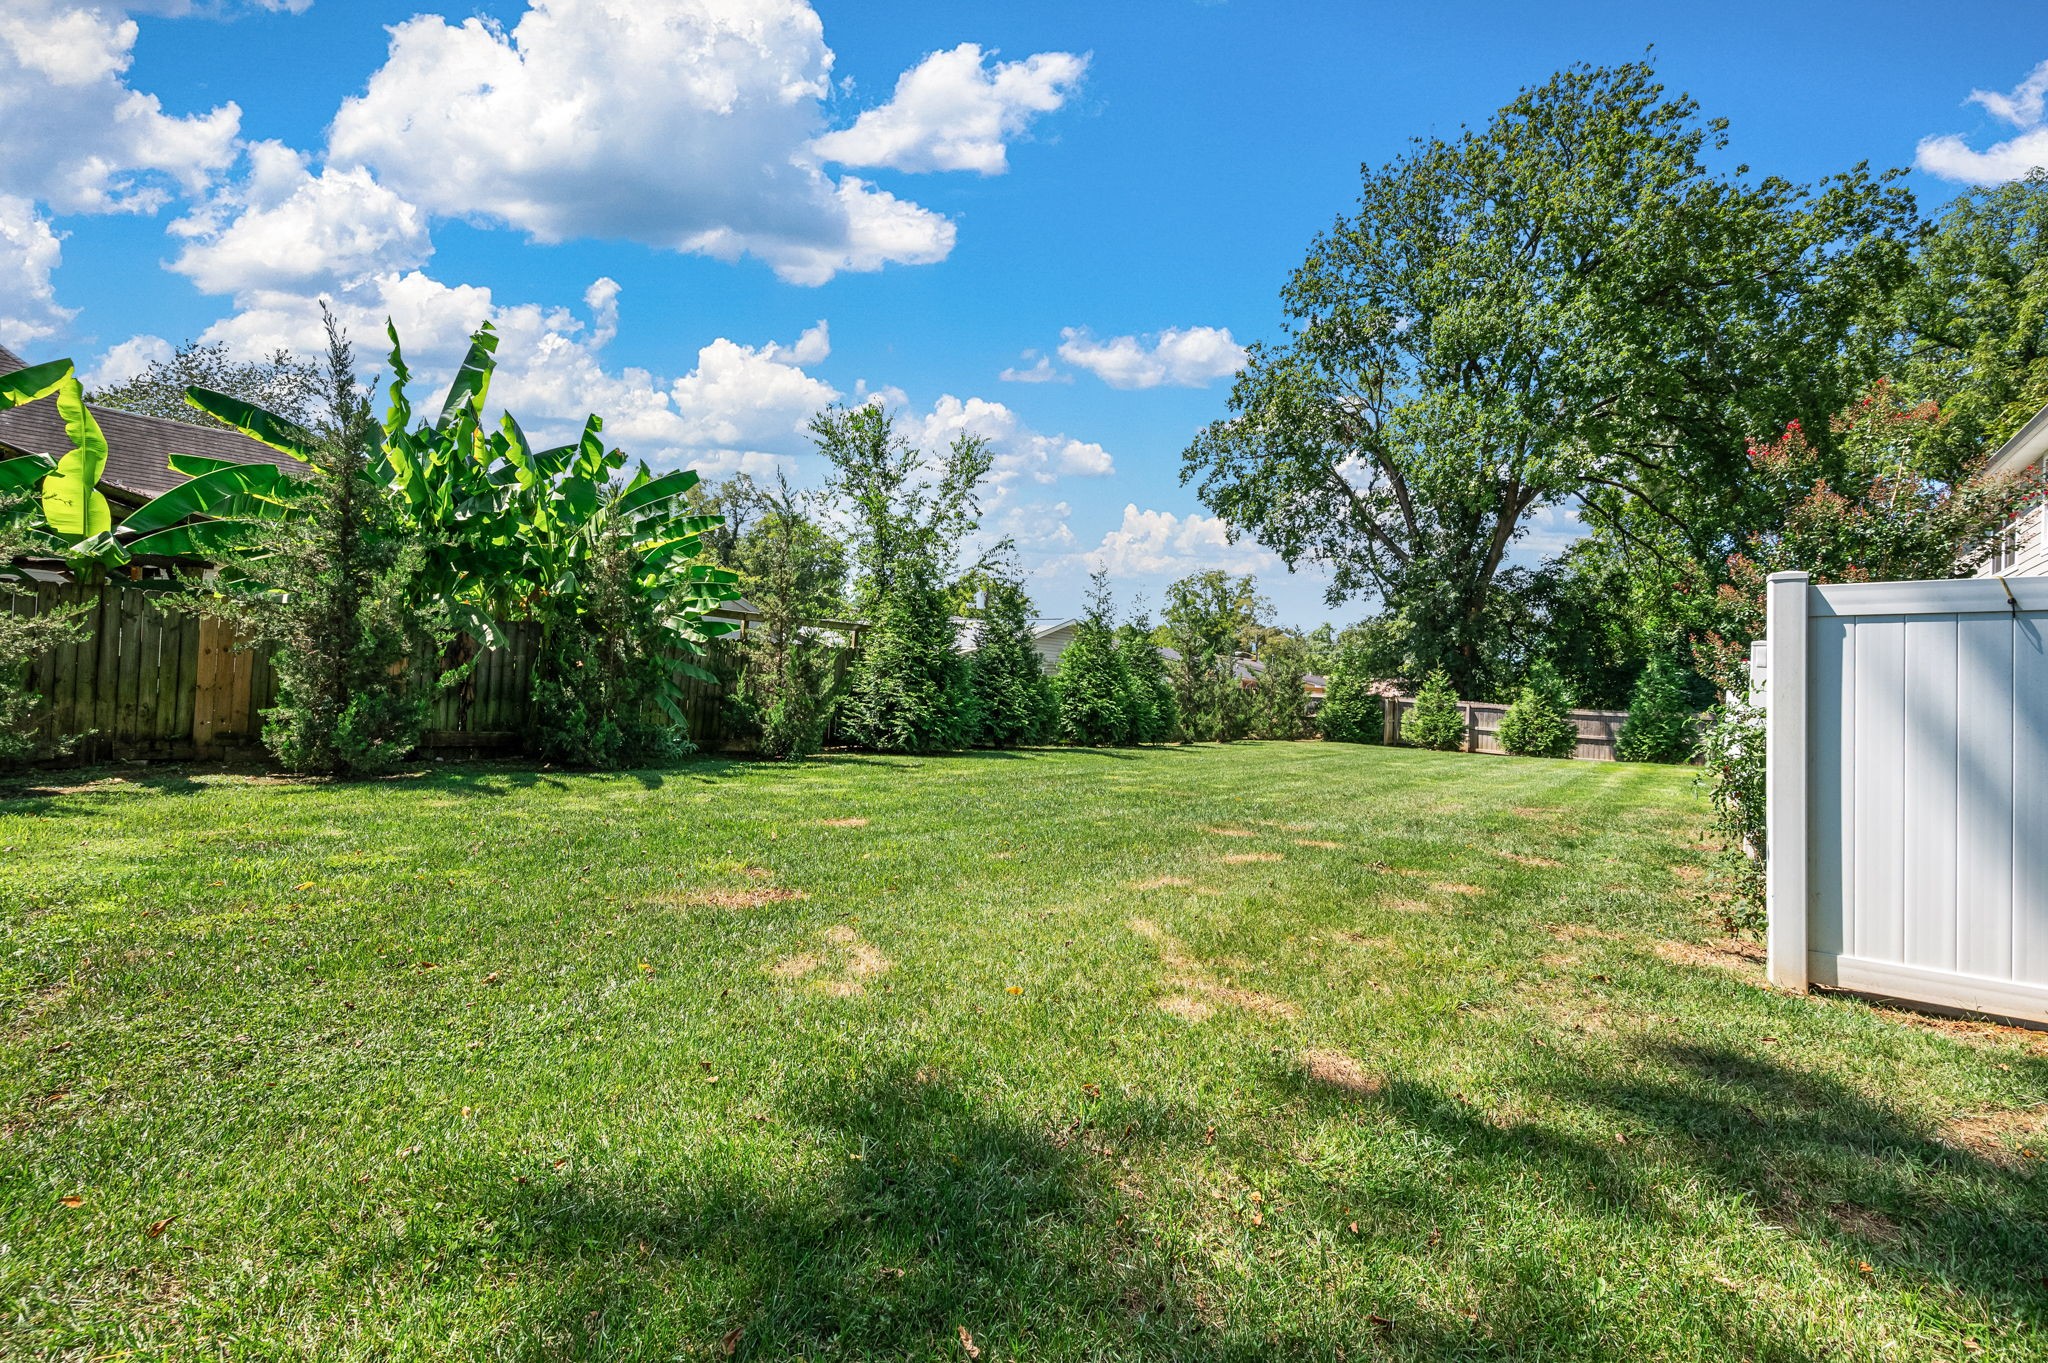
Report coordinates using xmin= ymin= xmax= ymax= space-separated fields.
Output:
xmin=1299 ymin=1047 xmax=1383 ymax=1096
xmin=1546 ymin=923 xmax=1626 ymax=943
xmin=657 ymin=886 xmax=807 ymax=911
xmin=770 ymin=925 xmax=893 ymax=996
xmin=1202 ymin=827 xmax=1255 ymax=838
xmin=1861 ymin=1004 xmax=2048 ymax=1053
xmin=1825 ymin=1203 xmax=1903 ymax=1243
xmin=819 ymin=817 xmax=869 ymax=828
xmin=1132 ymin=876 xmax=1194 ymax=891
xmin=1222 ymin=852 xmax=1284 ymax=865
xmin=1293 ymin=839 xmax=1343 ymax=850
xmin=1128 ymin=917 xmax=1298 ymax=1022
xmin=770 ymin=952 xmax=822 ymax=980
xmin=1938 ymin=1106 xmax=2048 ymax=1168
xmin=1497 ymin=851 xmax=1562 ymax=868
xmin=1653 ymin=938 xmax=1764 ymax=974
xmin=1382 ymin=898 xmax=1432 ymax=913
xmin=1432 ymin=882 xmax=1485 ymax=897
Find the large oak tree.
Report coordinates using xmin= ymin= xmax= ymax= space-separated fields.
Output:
xmin=1180 ymin=60 xmax=1918 ymax=692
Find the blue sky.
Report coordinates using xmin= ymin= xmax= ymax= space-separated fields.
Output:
xmin=7 ymin=0 xmax=2048 ymax=627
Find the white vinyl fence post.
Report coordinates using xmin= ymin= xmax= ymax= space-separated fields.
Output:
xmin=1765 ymin=571 xmax=1810 ymax=992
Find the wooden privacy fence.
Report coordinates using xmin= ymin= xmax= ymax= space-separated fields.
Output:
xmin=1382 ymin=693 xmax=1630 ymax=761
xmin=9 ymin=581 xmax=731 ymax=764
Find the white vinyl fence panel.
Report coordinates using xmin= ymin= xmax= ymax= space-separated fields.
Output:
xmin=1765 ymin=571 xmax=2048 ymax=1023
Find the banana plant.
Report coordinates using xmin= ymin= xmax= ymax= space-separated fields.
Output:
xmin=0 ymin=359 xmax=131 ymax=565
xmin=0 ymin=358 xmax=73 ymax=493
xmin=188 ymin=320 xmax=740 ymax=672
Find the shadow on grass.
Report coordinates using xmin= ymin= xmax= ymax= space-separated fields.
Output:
xmin=402 ymin=1065 xmax=1483 ymax=1361
xmin=1281 ymin=1038 xmax=2048 ymax=1357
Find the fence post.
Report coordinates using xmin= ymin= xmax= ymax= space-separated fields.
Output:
xmin=1765 ymin=571 xmax=1810 ymax=993
xmin=1383 ymin=696 xmax=1399 ymax=746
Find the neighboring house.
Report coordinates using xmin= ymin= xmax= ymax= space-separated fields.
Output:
xmin=1027 ymin=618 xmax=1079 ymax=671
xmin=0 ymin=343 xmax=300 ymax=521
xmin=1976 ymin=399 xmax=2048 ymax=577
xmin=951 ymin=616 xmax=1081 ymax=671
xmin=1232 ymin=655 xmax=1328 ymax=707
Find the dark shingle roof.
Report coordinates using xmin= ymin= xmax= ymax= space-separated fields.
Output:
xmin=0 ymin=342 xmax=297 ymax=504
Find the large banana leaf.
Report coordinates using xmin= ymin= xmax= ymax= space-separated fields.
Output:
xmin=0 ymin=357 xmax=72 ymax=411
xmin=184 ymin=388 xmax=315 ymax=463
xmin=0 ymin=452 xmax=55 ymax=491
xmin=166 ymin=452 xmax=245 ymax=479
xmin=42 ymin=376 xmax=110 ymax=538
xmin=120 ymin=463 xmax=297 ymax=536
xmin=616 ymin=468 xmax=700 ymax=517
xmin=435 ymin=324 xmax=498 ymax=433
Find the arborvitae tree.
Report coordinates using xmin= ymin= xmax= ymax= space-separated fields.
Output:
xmin=1401 ymin=667 xmax=1467 ymax=751
xmin=191 ymin=308 xmax=444 ymax=775
xmin=970 ymin=577 xmax=1053 ymax=747
xmin=1118 ymin=609 xmax=1178 ymax=743
xmin=1616 ymin=653 xmax=1699 ymax=763
xmin=1054 ymin=570 xmax=1136 ymax=746
xmin=1249 ymin=634 xmax=1312 ymax=740
xmin=840 ymin=557 xmax=975 ymax=752
xmin=1495 ymin=660 xmax=1580 ymax=759
xmin=732 ymin=471 xmax=844 ymax=759
xmin=1315 ymin=641 xmax=1383 ymax=743
xmin=815 ymin=404 xmax=995 ymax=754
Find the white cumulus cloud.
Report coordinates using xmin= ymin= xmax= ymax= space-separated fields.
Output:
xmin=79 ymin=332 xmax=173 ymax=389
xmin=0 ymin=1 xmax=241 ymax=216
xmin=812 ymin=42 xmax=1086 ymax=175
xmin=192 ymin=270 xmax=838 ymax=476
xmin=324 ymin=0 xmax=960 ymax=284
xmin=1917 ymin=59 xmax=2048 ymax=184
xmin=1056 ymin=325 xmax=1246 ymax=389
xmin=0 ymin=194 xmax=75 ymax=352
xmin=909 ymin=393 xmax=1113 ymax=508
xmin=1066 ymin=503 xmax=1276 ymax=578
xmin=168 ymin=141 xmax=431 ymax=295
xmin=998 ymin=351 xmax=1068 ymax=384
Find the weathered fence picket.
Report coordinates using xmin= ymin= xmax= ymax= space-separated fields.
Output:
xmin=1381 ymin=693 xmax=1632 ymax=761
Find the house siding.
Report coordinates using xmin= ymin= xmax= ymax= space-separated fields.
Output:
xmin=1975 ymin=501 xmax=2048 ymax=578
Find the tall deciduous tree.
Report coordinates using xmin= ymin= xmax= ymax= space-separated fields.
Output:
xmin=1182 ymin=59 xmax=1918 ymax=694
xmin=813 ymin=404 xmax=996 ymax=753
xmin=1893 ymin=170 xmax=2048 ymax=471
xmin=1161 ymin=570 xmax=1266 ymax=742
xmin=90 ymin=340 xmax=322 ymax=431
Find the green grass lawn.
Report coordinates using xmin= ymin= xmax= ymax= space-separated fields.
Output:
xmin=2 ymin=743 xmax=2044 ymax=1361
